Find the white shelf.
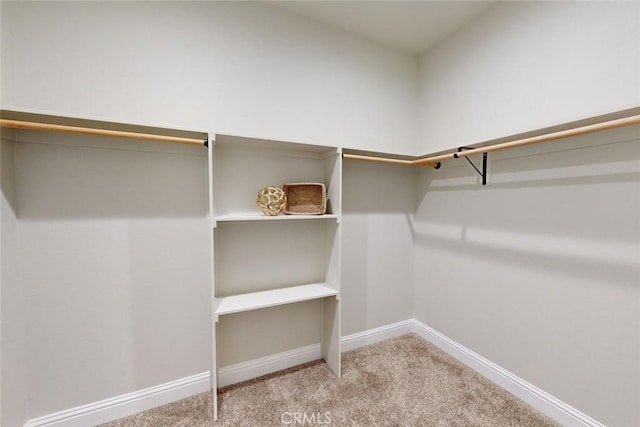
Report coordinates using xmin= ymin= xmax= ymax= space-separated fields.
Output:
xmin=215 ymin=283 xmax=338 ymax=317
xmin=215 ymin=214 xmax=338 ymax=222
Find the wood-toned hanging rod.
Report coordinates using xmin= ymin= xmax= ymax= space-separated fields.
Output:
xmin=0 ymin=119 xmax=206 ymax=146
xmin=340 ymin=153 xmax=416 ymax=166
xmin=414 ymin=114 xmax=640 ymax=166
xmin=343 ymin=114 xmax=640 ymax=168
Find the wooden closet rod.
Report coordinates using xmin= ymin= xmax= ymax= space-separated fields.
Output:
xmin=343 ymin=114 xmax=640 ymax=168
xmin=413 ymin=114 xmax=640 ymax=166
xmin=0 ymin=119 xmax=206 ymax=146
xmin=340 ymin=153 xmax=416 ymax=166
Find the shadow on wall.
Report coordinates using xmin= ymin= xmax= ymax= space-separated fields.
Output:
xmin=11 ymin=130 xmax=208 ymax=220
xmin=413 ymin=127 xmax=640 ymax=289
xmin=1 ymin=133 xmax=19 ymax=217
xmin=343 ymin=158 xmax=417 ymax=241
xmin=7 ymin=129 xmax=213 ymax=415
xmin=418 ymin=125 xmax=640 ymax=193
xmin=413 ymin=222 xmax=638 ymax=288
xmin=343 ymin=161 xmax=416 ymax=214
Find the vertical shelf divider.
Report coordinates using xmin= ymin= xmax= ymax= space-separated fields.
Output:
xmin=210 ymin=134 xmax=342 ymax=418
xmin=207 ymin=133 xmax=218 ymax=420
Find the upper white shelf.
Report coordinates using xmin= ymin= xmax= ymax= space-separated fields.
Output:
xmin=214 ymin=283 xmax=338 ymax=318
xmin=215 ymin=214 xmax=339 ymax=223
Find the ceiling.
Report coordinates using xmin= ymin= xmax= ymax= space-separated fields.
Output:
xmin=269 ymin=1 xmax=497 ymax=55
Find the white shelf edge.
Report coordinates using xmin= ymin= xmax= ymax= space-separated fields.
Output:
xmin=215 ymin=283 xmax=338 ymax=317
xmin=215 ymin=214 xmax=339 ymax=222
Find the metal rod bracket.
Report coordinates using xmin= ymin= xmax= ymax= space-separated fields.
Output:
xmin=456 ymin=147 xmax=488 ymax=186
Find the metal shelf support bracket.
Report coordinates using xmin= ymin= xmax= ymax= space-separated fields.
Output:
xmin=454 ymin=147 xmax=488 ymax=185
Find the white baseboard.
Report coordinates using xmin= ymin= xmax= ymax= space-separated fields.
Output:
xmin=23 ymin=344 xmax=321 ymax=427
xmin=340 ymin=319 xmax=414 ymax=352
xmin=23 ymin=319 xmax=604 ymax=427
xmin=218 ymin=343 xmax=321 ymax=388
xmin=411 ymin=319 xmax=604 ymax=427
xmin=24 ymin=372 xmax=210 ymax=427
xmin=219 ymin=320 xmax=414 ymax=389
xmin=340 ymin=319 xmax=604 ymax=427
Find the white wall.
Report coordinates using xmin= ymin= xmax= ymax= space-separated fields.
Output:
xmin=413 ymin=125 xmax=640 ymax=427
xmin=0 ymin=2 xmax=419 ymax=423
xmin=414 ymin=4 xmax=640 ymax=425
xmin=418 ymin=1 xmax=640 ymax=154
xmin=342 ymin=161 xmax=414 ymax=335
xmin=2 ymin=1 xmax=639 ymax=425
xmin=10 ymin=130 xmax=211 ymax=419
xmin=1 ymin=133 xmax=29 ymax=427
xmin=0 ymin=1 xmax=418 ymax=155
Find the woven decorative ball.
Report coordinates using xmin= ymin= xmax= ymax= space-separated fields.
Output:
xmin=256 ymin=186 xmax=287 ymax=216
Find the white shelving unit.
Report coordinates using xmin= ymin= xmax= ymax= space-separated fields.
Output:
xmin=1 ymin=113 xmax=343 ymax=421
xmin=209 ymin=134 xmax=342 ymax=419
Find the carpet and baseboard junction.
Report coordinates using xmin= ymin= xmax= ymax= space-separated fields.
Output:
xmin=100 ymin=334 xmax=557 ymax=427
xmin=24 ymin=319 xmax=604 ymax=427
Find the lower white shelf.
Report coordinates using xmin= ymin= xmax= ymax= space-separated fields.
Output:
xmin=214 ymin=283 xmax=338 ymax=318
xmin=215 ymin=214 xmax=339 ymax=222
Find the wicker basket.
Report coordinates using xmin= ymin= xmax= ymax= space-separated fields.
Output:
xmin=283 ymin=183 xmax=327 ymax=215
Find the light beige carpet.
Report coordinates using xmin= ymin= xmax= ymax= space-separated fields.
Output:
xmin=100 ymin=334 xmax=559 ymax=426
